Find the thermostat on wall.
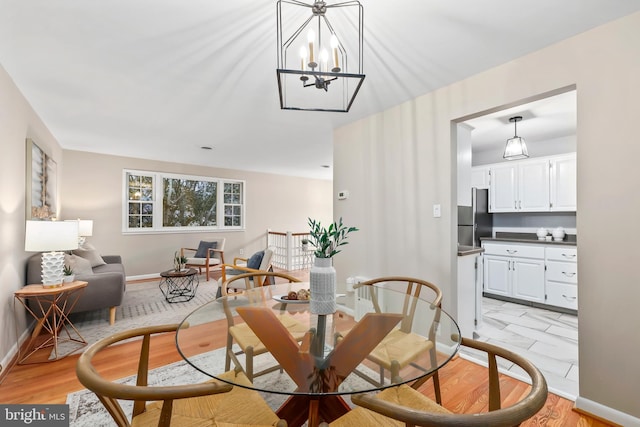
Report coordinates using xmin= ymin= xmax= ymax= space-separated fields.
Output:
xmin=338 ymin=190 xmax=349 ymax=200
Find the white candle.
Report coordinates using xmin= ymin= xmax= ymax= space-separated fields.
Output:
xmin=320 ymin=49 xmax=329 ymax=72
xmin=299 ymin=46 xmax=307 ymax=71
xmin=330 ymin=35 xmax=339 ymax=70
xmin=307 ymin=29 xmax=315 ymax=65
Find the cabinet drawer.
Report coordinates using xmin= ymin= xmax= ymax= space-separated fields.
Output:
xmin=546 ymin=261 xmax=578 ymax=284
xmin=482 ymin=243 xmax=544 ymax=259
xmin=546 ymin=282 xmax=578 ymax=310
xmin=546 ymin=246 xmax=577 ymax=262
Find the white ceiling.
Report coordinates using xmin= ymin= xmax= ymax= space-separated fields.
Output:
xmin=465 ymin=90 xmax=577 ymax=154
xmin=1 ymin=1 xmax=639 ymax=180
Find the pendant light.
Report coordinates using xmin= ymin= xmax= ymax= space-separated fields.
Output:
xmin=503 ymin=116 xmax=529 ymax=160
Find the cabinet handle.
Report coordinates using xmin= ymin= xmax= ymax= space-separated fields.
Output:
xmin=506 ymin=249 xmax=518 ymax=254
xmin=562 ymin=294 xmax=577 ymax=300
xmin=562 ymin=254 xmax=576 ymax=259
xmin=562 ymin=272 xmax=576 ymax=277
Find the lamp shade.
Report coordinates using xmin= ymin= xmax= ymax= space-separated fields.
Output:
xmin=25 ymin=220 xmax=79 ymax=252
xmin=503 ymin=136 xmax=529 ymax=160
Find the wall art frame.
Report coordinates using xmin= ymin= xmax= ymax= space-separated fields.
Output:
xmin=26 ymin=138 xmax=57 ymax=219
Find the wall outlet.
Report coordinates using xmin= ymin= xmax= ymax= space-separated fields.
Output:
xmin=239 ymin=249 xmax=244 ymax=255
xmin=433 ymin=204 xmax=441 ymax=218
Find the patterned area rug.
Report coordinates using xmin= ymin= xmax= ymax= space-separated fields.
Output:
xmin=66 ymin=348 xmax=374 ymax=426
xmin=58 ymin=279 xmax=222 ymax=356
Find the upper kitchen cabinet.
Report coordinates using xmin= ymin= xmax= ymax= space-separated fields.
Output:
xmin=471 ymin=166 xmax=490 ymax=189
xmin=550 ymin=153 xmax=577 ymax=211
xmin=489 ymin=158 xmax=550 ymax=212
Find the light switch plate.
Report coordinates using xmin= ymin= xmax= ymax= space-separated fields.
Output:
xmin=433 ymin=204 xmax=441 ymax=217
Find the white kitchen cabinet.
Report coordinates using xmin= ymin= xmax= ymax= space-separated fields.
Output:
xmin=486 ymin=154 xmax=576 ymax=213
xmin=471 ymin=166 xmax=490 ymax=189
xmin=550 ymin=153 xmax=577 ymax=211
xmin=482 ymin=242 xmax=545 ymax=303
xmin=489 ymin=159 xmax=549 ymax=212
xmin=545 ymin=246 xmax=578 ymax=310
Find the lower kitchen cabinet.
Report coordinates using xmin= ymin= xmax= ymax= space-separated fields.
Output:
xmin=483 ymin=242 xmax=545 ymax=303
xmin=482 ymin=241 xmax=577 ymax=310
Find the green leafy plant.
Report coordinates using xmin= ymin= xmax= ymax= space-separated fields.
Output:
xmin=63 ymin=265 xmax=74 ymax=276
xmin=301 ymin=238 xmax=309 ymax=245
xmin=174 ymin=251 xmax=188 ymax=271
xmin=308 ymin=217 xmax=358 ymax=258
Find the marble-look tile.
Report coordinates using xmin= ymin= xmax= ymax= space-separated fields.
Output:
xmin=482 ymin=311 xmax=551 ymax=331
xmin=546 ymin=324 xmax=578 ymax=342
xmin=474 ymin=297 xmax=579 ymax=398
xmin=504 ymin=323 xmax=577 ymax=352
xmin=528 ymin=340 xmax=578 ymax=365
xmin=566 ymin=364 xmax=579 ymax=382
xmin=476 ymin=324 xmax=536 ymax=350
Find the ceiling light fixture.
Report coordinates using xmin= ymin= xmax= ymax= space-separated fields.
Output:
xmin=503 ymin=116 xmax=529 ymax=160
xmin=276 ymin=0 xmax=365 ymax=112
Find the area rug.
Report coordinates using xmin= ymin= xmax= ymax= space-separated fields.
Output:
xmin=57 ymin=279 xmax=223 ymax=357
xmin=66 ymin=347 xmax=373 ymax=426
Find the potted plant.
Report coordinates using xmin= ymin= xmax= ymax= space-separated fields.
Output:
xmin=63 ymin=265 xmax=75 ymax=283
xmin=174 ymin=251 xmax=188 ymax=272
xmin=308 ymin=217 xmax=358 ymax=259
xmin=301 ymin=238 xmax=310 ymax=251
xmin=307 ymin=217 xmax=358 ymax=314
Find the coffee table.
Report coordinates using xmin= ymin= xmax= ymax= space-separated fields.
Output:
xmin=159 ymin=268 xmax=199 ymax=303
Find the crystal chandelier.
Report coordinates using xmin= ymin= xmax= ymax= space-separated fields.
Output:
xmin=276 ymin=0 xmax=365 ymax=112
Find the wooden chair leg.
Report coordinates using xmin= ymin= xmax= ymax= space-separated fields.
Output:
xmin=109 ymin=307 xmax=116 ymax=325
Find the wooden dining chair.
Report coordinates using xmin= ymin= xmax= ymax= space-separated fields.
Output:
xmin=220 ymin=271 xmax=309 ymax=381
xmin=324 ymin=337 xmax=548 ymax=427
xmin=75 ymin=323 xmax=287 ymax=427
xmin=346 ymin=276 xmax=444 ymax=403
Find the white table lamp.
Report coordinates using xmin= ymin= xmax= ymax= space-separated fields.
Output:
xmin=25 ymin=220 xmax=79 ymax=288
xmin=66 ymin=219 xmax=93 ymax=246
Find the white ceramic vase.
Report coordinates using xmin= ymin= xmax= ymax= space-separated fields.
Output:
xmin=310 ymin=257 xmax=336 ymax=315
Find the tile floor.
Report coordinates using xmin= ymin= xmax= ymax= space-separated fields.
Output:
xmin=464 ymin=297 xmax=578 ymax=399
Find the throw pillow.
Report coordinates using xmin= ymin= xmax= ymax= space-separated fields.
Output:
xmin=195 ymin=241 xmax=217 ymax=258
xmin=65 ymin=254 xmax=93 ymax=275
xmin=247 ymin=251 xmax=265 ymax=269
xmin=73 ymin=243 xmax=106 ymax=267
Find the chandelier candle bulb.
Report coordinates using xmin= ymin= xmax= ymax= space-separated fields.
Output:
xmin=330 ymin=34 xmax=339 ymax=71
xmin=307 ymin=29 xmax=315 ymax=65
xmin=320 ymin=48 xmax=329 ymax=72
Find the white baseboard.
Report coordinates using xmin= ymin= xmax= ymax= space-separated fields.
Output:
xmin=575 ymin=396 xmax=640 ymax=427
xmin=1 ymin=322 xmax=35 ymax=374
xmin=126 ymin=273 xmax=161 ymax=281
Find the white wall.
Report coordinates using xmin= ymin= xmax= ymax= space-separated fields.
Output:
xmin=0 ymin=64 xmax=63 ymax=370
xmin=61 ymin=150 xmax=332 ymax=277
xmin=0 ymin=63 xmax=333 ymax=369
xmin=334 ymin=12 xmax=640 ymax=423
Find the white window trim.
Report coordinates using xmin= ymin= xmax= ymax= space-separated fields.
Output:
xmin=122 ymin=169 xmax=245 ymax=234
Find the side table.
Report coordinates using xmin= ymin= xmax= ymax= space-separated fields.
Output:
xmin=13 ymin=280 xmax=88 ymax=364
xmin=159 ymin=268 xmax=199 ymax=303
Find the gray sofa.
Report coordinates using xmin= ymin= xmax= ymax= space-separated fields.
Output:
xmin=26 ymin=253 xmax=126 ymax=324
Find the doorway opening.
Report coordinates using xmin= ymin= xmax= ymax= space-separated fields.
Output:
xmin=455 ymin=87 xmax=578 ymax=399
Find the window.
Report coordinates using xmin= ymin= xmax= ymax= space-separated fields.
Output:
xmin=123 ymin=170 xmax=244 ymax=233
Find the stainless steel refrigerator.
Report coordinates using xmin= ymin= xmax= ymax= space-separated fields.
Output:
xmin=458 ymin=188 xmax=493 ymax=247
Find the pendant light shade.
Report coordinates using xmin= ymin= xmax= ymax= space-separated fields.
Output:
xmin=503 ymin=116 xmax=529 ymax=160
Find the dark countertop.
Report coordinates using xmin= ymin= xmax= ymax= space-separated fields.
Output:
xmin=458 ymin=245 xmax=485 ymax=256
xmin=481 ymin=232 xmax=577 ymax=246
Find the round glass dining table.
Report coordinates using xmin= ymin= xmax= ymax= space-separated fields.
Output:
xmin=176 ymin=281 xmax=461 ymax=427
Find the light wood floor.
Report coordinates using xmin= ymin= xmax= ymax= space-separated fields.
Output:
xmin=0 ymin=277 xmax=615 ymax=426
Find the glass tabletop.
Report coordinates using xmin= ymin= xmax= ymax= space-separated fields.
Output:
xmin=176 ymin=281 xmax=461 ymax=396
